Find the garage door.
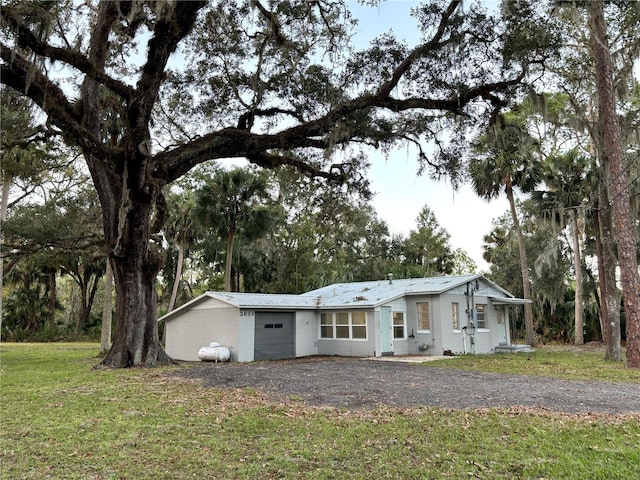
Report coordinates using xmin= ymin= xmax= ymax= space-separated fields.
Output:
xmin=254 ymin=312 xmax=295 ymax=361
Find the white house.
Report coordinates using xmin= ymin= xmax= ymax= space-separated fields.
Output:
xmin=159 ymin=274 xmax=531 ymax=362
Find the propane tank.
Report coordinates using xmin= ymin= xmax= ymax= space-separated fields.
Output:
xmin=198 ymin=342 xmax=231 ymax=362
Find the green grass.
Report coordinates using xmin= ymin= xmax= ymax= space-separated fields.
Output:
xmin=2 ymin=343 xmax=639 ymax=479
xmin=426 ymin=347 xmax=640 ymax=383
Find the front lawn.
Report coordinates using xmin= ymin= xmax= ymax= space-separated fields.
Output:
xmin=1 ymin=343 xmax=638 ymax=479
xmin=426 ymin=344 xmax=640 ymax=383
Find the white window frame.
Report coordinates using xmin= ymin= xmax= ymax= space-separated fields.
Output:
xmin=476 ymin=304 xmax=488 ymax=330
xmin=393 ymin=312 xmax=406 ymax=339
xmin=320 ymin=312 xmax=334 ymax=339
xmin=319 ymin=312 xmax=368 ymax=340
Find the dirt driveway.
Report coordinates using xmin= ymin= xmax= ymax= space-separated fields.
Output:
xmin=172 ymin=357 xmax=640 ymax=415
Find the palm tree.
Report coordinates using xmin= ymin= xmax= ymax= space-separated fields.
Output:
xmin=469 ymin=118 xmax=543 ymax=346
xmin=531 ymin=150 xmax=593 ymax=346
xmin=195 ymin=168 xmax=273 ymax=292
xmin=164 ymin=190 xmax=201 ymax=311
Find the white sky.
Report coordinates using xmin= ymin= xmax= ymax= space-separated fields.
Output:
xmin=350 ymin=1 xmax=508 ymax=271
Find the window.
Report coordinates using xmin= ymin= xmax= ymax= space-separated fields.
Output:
xmin=476 ymin=304 xmax=486 ymax=329
xmin=320 ymin=313 xmax=334 ymax=338
xmin=451 ymin=302 xmax=459 ymax=330
xmin=336 ymin=312 xmax=350 ymax=339
xmin=393 ymin=312 xmax=405 ymax=339
xmin=320 ymin=312 xmax=368 ymax=340
xmin=352 ymin=312 xmax=367 ymax=339
xmin=417 ymin=302 xmax=430 ymax=331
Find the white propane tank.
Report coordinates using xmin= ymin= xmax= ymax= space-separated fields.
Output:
xmin=198 ymin=343 xmax=231 ymax=362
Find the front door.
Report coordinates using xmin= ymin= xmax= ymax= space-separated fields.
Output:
xmin=380 ymin=306 xmax=394 ymax=356
xmin=496 ymin=306 xmax=508 ymax=345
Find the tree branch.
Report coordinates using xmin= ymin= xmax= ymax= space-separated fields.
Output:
xmin=130 ymin=1 xmax=206 ymax=136
xmin=0 ymin=6 xmax=134 ymax=101
xmin=158 ymin=70 xmax=524 ymax=183
xmin=376 ymin=0 xmax=462 ymax=98
xmin=0 ymin=44 xmax=113 ymax=159
xmin=237 ymin=107 xmax=307 ymax=130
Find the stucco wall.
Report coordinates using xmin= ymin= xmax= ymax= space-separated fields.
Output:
xmin=317 ymin=309 xmax=376 ymax=357
xmin=165 ymin=303 xmax=239 ymax=361
xmin=295 ymin=311 xmax=318 ymax=357
xmin=237 ymin=310 xmax=256 ymax=362
xmin=438 ymin=293 xmax=467 ymax=354
xmin=405 ymin=294 xmax=439 ymax=355
xmin=438 ymin=291 xmax=510 ymax=355
xmin=404 ymin=288 xmax=509 ymax=355
xmin=467 ymin=295 xmax=499 ymax=354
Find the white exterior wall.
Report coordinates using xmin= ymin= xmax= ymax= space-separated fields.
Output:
xmin=437 ymin=280 xmax=514 ymax=354
xmin=165 ymin=300 xmax=239 ymax=361
xmin=237 ymin=310 xmax=256 ymax=362
xmin=295 ymin=311 xmax=319 ymax=357
xmin=438 ymin=293 xmax=467 ymax=354
xmin=468 ymin=296 xmax=499 ymax=354
xmin=317 ymin=309 xmax=377 ymax=357
xmin=405 ymin=294 xmax=439 ymax=355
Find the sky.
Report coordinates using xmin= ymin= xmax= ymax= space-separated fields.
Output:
xmin=348 ymin=1 xmax=509 ymax=271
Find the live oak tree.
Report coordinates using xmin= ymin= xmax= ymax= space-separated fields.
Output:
xmin=0 ymin=87 xmax=60 ymax=332
xmin=1 ymin=0 xmax=535 ymax=367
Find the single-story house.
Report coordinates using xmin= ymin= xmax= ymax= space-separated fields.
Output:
xmin=159 ymin=274 xmax=531 ymax=362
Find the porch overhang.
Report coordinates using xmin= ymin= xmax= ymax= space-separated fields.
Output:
xmin=490 ymin=297 xmax=532 ymax=305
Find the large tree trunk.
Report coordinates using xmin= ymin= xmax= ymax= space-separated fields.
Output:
xmin=80 ymin=1 xmax=173 ymax=367
xmin=225 ymin=229 xmax=236 ymax=292
xmin=570 ymin=210 xmax=584 ymax=346
xmin=594 ymin=188 xmax=621 ymax=361
xmin=590 ymin=1 xmax=640 ymax=368
xmin=100 ymin=260 xmax=113 ymax=355
xmin=506 ymin=178 xmax=535 ymax=346
xmin=98 ymin=195 xmax=172 ymax=367
xmin=0 ymin=176 xmax=10 ymax=335
xmin=168 ymin=242 xmax=185 ymax=312
xmin=76 ymin=272 xmax=90 ymax=334
xmin=47 ymin=269 xmax=57 ymax=331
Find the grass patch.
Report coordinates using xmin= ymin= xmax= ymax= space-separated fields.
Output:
xmin=2 ymin=343 xmax=639 ymax=479
xmin=425 ymin=346 xmax=640 ymax=383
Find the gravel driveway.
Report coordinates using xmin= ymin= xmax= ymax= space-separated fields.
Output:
xmin=172 ymin=357 xmax=640 ymax=415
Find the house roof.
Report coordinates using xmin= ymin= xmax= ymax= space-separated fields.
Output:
xmin=159 ymin=274 xmax=523 ymax=322
xmin=158 ymin=292 xmax=319 ymax=323
xmin=301 ymin=274 xmax=485 ymax=308
xmin=204 ymin=292 xmax=320 ymax=309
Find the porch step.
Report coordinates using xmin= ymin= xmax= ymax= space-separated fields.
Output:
xmin=494 ymin=344 xmax=536 ymax=354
